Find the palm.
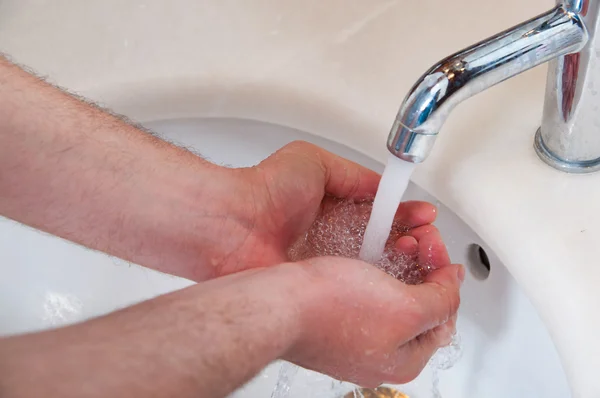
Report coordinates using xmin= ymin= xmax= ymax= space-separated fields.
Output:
xmin=213 ymin=141 xmax=440 ymax=277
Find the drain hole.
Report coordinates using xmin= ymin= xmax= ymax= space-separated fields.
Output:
xmin=468 ymin=244 xmax=491 ymax=280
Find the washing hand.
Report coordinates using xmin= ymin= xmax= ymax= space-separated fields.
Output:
xmin=202 ymin=140 xmax=439 ymax=279
xmin=1 ymin=238 xmax=462 ymax=397
xmin=0 ymin=57 xmax=437 ymax=282
xmin=284 ymin=226 xmax=461 ymax=386
xmin=0 ymin=56 xmax=463 ymax=397
xmin=203 ymin=143 xmax=461 ymax=386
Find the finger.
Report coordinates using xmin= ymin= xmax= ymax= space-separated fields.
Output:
xmin=406 ymin=263 xmax=463 ymax=334
xmin=418 ymin=230 xmax=451 ymax=269
xmin=394 ymin=235 xmax=418 ymax=256
xmin=383 ymin=330 xmax=442 ymax=384
xmin=388 ymin=312 xmax=458 ymax=385
xmin=283 ymin=141 xmax=381 ymax=199
xmin=383 ymin=302 xmax=459 ymax=384
xmin=407 ymin=225 xmax=439 ymax=241
xmin=394 ymin=201 xmax=437 ymax=227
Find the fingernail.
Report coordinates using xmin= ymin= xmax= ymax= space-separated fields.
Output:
xmin=457 ymin=265 xmax=465 ymax=284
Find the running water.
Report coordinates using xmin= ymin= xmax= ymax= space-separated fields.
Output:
xmin=359 ymin=154 xmax=415 ymax=263
xmin=429 ymin=333 xmax=463 ymax=398
xmin=287 ymin=152 xmax=424 ymax=283
xmin=287 ymin=197 xmax=427 ymax=284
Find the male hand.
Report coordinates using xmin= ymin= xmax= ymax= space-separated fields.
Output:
xmin=0 ymin=54 xmax=438 ymax=282
xmin=285 ymin=228 xmax=462 ymax=386
xmin=0 ymin=229 xmax=462 ymax=397
xmin=205 ymin=141 xmax=438 ymax=278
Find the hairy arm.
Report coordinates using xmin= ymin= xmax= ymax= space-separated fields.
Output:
xmin=0 ymin=56 xmax=254 ymax=281
xmin=0 ymin=254 xmax=462 ymax=397
xmin=0 ymin=57 xmax=399 ymax=281
xmin=0 ymin=264 xmax=304 ymax=398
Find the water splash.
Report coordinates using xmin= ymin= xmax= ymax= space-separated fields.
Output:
xmin=428 ymin=333 xmax=463 ymax=398
xmin=353 ymin=388 xmax=365 ymax=398
xmin=42 ymin=291 xmax=83 ymax=326
xmin=288 ymin=198 xmax=427 ymax=284
xmin=271 ymin=362 xmax=299 ymax=398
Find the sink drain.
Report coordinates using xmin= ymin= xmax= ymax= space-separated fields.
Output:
xmin=344 ymin=387 xmax=409 ymax=398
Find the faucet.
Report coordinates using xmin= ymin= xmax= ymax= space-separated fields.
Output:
xmin=387 ymin=1 xmax=600 ymax=173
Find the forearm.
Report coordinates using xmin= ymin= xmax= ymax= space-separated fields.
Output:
xmin=0 ymin=264 xmax=306 ymax=398
xmin=0 ymin=57 xmax=250 ymax=281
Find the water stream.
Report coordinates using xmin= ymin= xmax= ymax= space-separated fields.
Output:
xmin=359 ymin=154 xmax=415 ymax=263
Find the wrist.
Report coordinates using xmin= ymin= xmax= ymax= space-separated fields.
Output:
xmin=274 ymin=262 xmax=326 ymax=362
xmin=190 ymin=166 xmax=260 ymax=277
xmin=210 ymin=263 xmax=315 ymax=362
xmin=150 ymin=163 xmax=257 ymax=281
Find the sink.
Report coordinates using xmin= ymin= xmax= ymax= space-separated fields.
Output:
xmin=0 ymin=118 xmax=570 ymax=397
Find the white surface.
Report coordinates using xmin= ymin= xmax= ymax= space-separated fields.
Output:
xmin=0 ymin=118 xmax=570 ymax=397
xmin=0 ymin=0 xmax=597 ymax=395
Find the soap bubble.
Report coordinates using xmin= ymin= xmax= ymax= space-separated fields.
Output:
xmin=287 ymin=199 xmax=430 ymax=284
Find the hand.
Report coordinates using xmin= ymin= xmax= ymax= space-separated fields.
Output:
xmin=0 ymin=56 xmax=439 ymax=285
xmin=0 ymin=229 xmax=460 ymax=398
xmin=208 ymin=141 xmax=438 ymax=278
xmin=285 ymin=228 xmax=463 ymax=387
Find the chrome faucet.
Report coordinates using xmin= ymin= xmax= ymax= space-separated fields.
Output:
xmin=387 ymin=1 xmax=600 ymax=173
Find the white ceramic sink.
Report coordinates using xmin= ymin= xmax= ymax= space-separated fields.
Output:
xmin=0 ymin=118 xmax=570 ymax=397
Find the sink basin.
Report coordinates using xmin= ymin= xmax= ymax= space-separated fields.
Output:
xmin=0 ymin=118 xmax=569 ymax=397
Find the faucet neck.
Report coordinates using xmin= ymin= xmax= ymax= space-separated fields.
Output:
xmin=388 ymin=5 xmax=588 ymax=164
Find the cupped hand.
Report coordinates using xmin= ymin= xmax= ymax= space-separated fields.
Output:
xmin=285 ymin=228 xmax=463 ymax=387
xmin=209 ymin=141 xmax=437 ymax=278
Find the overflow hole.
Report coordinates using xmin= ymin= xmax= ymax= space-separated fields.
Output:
xmin=468 ymin=244 xmax=491 ymax=280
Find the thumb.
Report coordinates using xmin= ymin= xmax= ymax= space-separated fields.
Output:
xmin=280 ymin=140 xmax=381 ymax=199
xmin=384 ymin=268 xmax=462 ymax=386
xmin=406 ymin=263 xmax=464 ymax=336
xmin=388 ymin=313 xmax=458 ymax=384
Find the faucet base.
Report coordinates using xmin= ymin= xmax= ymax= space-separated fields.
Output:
xmin=534 ymin=128 xmax=600 ymax=174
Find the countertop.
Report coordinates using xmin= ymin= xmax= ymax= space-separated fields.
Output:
xmin=1 ymin=1 xmax=598 ymax=396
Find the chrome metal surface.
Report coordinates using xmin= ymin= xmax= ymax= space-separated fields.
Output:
xmin=536 ymin=0 xmax=600 ymax=171
xmin=387 ymin=4 xmax=588 ymax=165
xmin=535 ymin=127 xmax=600 ymax=172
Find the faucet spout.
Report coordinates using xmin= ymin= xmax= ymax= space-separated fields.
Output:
xmin=387 ymin=5 xmax=587 ymax=163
